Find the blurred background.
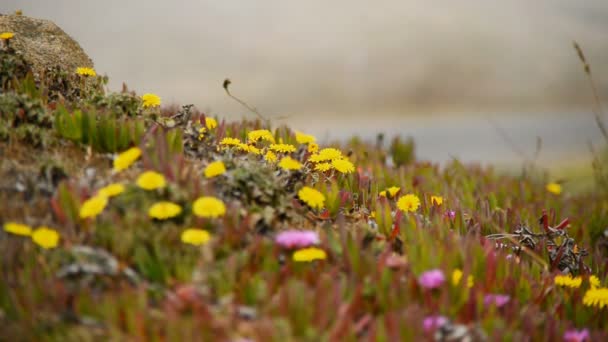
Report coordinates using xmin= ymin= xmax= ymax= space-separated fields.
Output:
xmin=3 ymin=0 xmax=608 ymax=166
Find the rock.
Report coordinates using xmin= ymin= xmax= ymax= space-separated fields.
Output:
xmin=0 ymin=14 xmax=93 ymax=75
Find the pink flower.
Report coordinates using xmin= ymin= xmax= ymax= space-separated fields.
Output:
xmin=423 ymin=315 xmax=448 ymax=332
xmin=275 ymin=230 xmax=319 ymax=249
xmin=446 ymin=210 xmax=456 ymax=220
xmin=484 ymin=294 xmax=510 ymax=308
xmin=563 ymin=329 xmax=589 ymax=342
xmin=418 ymin=269 xmax=446 ymax=289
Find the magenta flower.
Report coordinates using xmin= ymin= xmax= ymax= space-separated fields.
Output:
xmin=418 ymin=269 xmax=446 ymax=289
xmin=484 ymin=294 xmax=510 ymax=308
xmin=563 ymin=329 xmax=589 ymax=342
xmin=446 ymin=210 xmax=456 ymax=220
xmin=422 ymin=315 xmax=448 ymax=332
xmin=275 ymin=230 xmax=319 ymax=249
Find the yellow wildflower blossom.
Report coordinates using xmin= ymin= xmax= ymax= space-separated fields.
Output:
xmin=332 ymin=158 xmax=355 ymax=174
xmin=295 ymin=131 xmax=316 ymax=144
xmin=3 ymin=222 xmax=32 ymax=236
xmin=309 ymin=148 xmax=343 ymax=162
xmin=113 ymin=147 xmax=141 ymax=172
xmin=386 ymin=186 xmax=401 ymax=197
xmin=397 ymin=194 xmax=421 ymax=213
xmin=198 ymin=127 xmax=207 ymax=140
xmin=269 ymin=143 xmax=297 ymax=153
xmin=193 ymin=196 xmax=226 ymax=218
xmin=431 ymin=195 xmax=443 ymax=206
xmin=265 ymin=151 xmax=277 ymax=163
xmin=582 ymin=287 xmax=608 ymax=308
xmin=590 ymin=275 xmax=601 ymax=289
xmin=0 ymin=32 xmax=15 ymax=40
xmin=204 ymin=161 xmax=226 ymax=178
xmin=97 ymin=183 xmax=125 ymax=197
xmin=293 ymin=247 xmax=327 ymax=262
xmin=220 ymin=137 xmax=241 ymax=146
xmin=315 ymin=162 xmax=332 ymax=172
xmin=181 ymin=228 xmax=212 ymax=246
xmin=76 ymin=67 xmax=97 ymax=77
xmin=79 ymin=195 xmax=108 ymax=219
xmin=148 ymin=201 xmax=182 ymax=220
xmin=554 ymin=274 xmax=583 ymax=288
xmin=308 ymin=142 xmax=319 ymax=154
xmin=205 ymin=117 xmax=218 ymax=129
xmin=452 ymin=269 xmax=474 ymax=288
xmin=278 ymin=156 xmax=302 ymax=171
xmin=546 ymin=182 xmax=562 ymax=195
xmin=31 ymin=227 xmax=60 ymax=249
xmin=142 ymin=93 xmax=161 ymax=108
xmin=248 ymin=129 xmax=274 ymax=143
xmin=136 ymin=171 xmax=166 ymax=190
xmin=298 ymin=186 xmax=325 ymax=210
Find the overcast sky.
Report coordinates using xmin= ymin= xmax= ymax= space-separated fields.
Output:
xmin=3 ymin=0 xmax=608 ymax=119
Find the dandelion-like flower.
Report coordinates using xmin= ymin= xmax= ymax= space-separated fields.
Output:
xmin=418 ymin=269 xmax=446 ymax=289
xmin=181 ymin=228 xmax=211 ymax=246
xmin=546 ymin=182 xmax=562 ymax=195
xmin=484 ymin=294 xmax=510 ymax=308
xmin=309 ymin=148 xmax=342 ymax=162
xmin=431 ymin=195 xmax=443 ymax=206
xmin=278 ymin=156 xmax=302 ymax=171
xmin=193 ymin=196 xmax=226 ymax=218
xmin=397 ymin=194 xmax=421 ymax=213
xmin=113 ymin=147 xmax=141 ymax=172
xmin=136 ymin=171 xmax=166 ymax=190
xmin=220 ymin=137 xmax=241 ymax=146
xmin=247 ymin=129 xmax=274 ymax=143
xmin=3 ymin=222 xmax=32 ymax=236
xmin=142 ymin=93 xmax=161 ymax=108
xmin=332 ymin=158 xmax=355 ymax=174
xmin=264 ymin=151 xmax=277 ymax=163
xmin=293 ymin=247 xmax=327 ymax=262
xmin=582 ymin=287 xmax=608 ymax=309
xmin=97 ymin=183 xmax=125 ymax=197
xmin=238 ymin=143 xmax=261 ymax=155
xmin=298 ymin=186 xmax=325 ymax=210
xmin=314 ymin=162 xmax=332 ymax=172
xmin=79 ymin=195 xmax=108 ymax=219
xmin=295 ymin=131 xmax=316 ymax=144
xmin=380 ymin=186 xmax=400 ymax=198
xmin=308 ymin=142 xmax=319 ymax=154
xmin=422 ymin=315 xmax=448 ymax=333
xmin=31 ymin=227 xmax=60 ymax=249
xmin=0 ymin=32 xmax=15 ymax=40
xmin=76 ymin=67 xmax=97 ymax=77
xmin=205 ymin=117 xmax=218 ymax=129
xmin=204 ymin=161 xmax=226 ymax=178
xmin=269 ymin=143 xmax=296 ymax=153
xmin=554 ymin=274 xmax=583 ymax=288
xmin=563 ymin=329 xmax=590 ymax=342
xmin=148 ymin=201 xmax=182 ymax=220
xmin=589 ymin=275 xmax=600 ymax=289
xmin=452 ymin=269 xmax=474 ymax=288
xmin=275 ymin=230 xmax=320 ymax=249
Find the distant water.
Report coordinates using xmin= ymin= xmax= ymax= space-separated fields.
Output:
xmin=282 ymin=112 xmax=604 ymax=166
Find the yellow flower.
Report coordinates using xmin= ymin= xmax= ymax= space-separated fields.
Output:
xmin=293 ymin=247 xmax=327 ymax=262
xmin=75 ymin=67 xmax=96 ymax=77
xmin=220 ymin=137 xmax=241 ymax=146
xmin=431 ymin=195 xmax=443 ymax=206
xmin=546 ymin=182 xmax=562 ymax=195
xmin=31 ymin=227 xmax=60 ymax=249
xmin=198 ymin=127 xmax=207 ymax=140
xmin=298 ymin=186 xmax=325 ymax=210
xmin=308 ymin=142 xmax=319 ymax=154
xmin=397 ymin=194 xmax=421 ymax=213
xmin=582 ymin=287 xmax=608 ymax=309
xmin=242 ymin=144 xmax=262 ymax=155
xmin=113 ymin=147 xmax=142 ymax=172
xmin=142 ymin=93 xmax=161 ymax=108
xmin=0 ymin=32 xmax=15 ymax=40
xmin=379 ymin=191 xmax=387 ymax=197
xmin=148 ymin=201 xmax=182 ymax=220
xmin=248 ymin=129 xmax=275 ymax=143
xmin=204 ymin=161 xmax=226 ymax=178
xmin=278 ymin=156 xmax=302 ymax=171
xmin=3 ymin=222 xmax=32 ymax=236
xmin=554 ymin=274 xmax=582 ymax=288
xmin=269 ymin=143 xmax=297 ymax=153
xmin=590 ymin=275 xmax=601 ymax=289
xmin=452 ymin=269 xmax=474 ymax=288
xmin=315 ymin=162 xmax=332 ymax=172
xmin=379 ymin=186 xmax=400 ymax=198
xmin=193 ymin=196 xmax=226 ymax=218
xmin=332 ymin=158 xmax=355 ymax=174
xmin=265 ymin=151 xmax=277 ymax=163
xmin=136 ymin=171 xmax=167 ymax=190
xmin=309 ymin=148 xmax=343 ymax=162
xmin=79 ymin=195 xmax=108 ymax=219
xmin=295 ymin=131 xmax=316 ymax=144
xmin=205 ymin=117 xmax=218 ymax=129
xmin=97 ymin=183 xmax=125 ymax=197
xmin=181 ymin=228 xmax=211 ymax=246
